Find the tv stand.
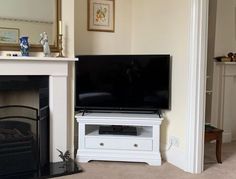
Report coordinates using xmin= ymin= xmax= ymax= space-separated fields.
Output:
xmin=75 ymin=112 xmax=163 ymax=166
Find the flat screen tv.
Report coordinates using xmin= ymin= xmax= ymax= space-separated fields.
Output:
xmin=75 ymin=55 xmax=171 ymax=112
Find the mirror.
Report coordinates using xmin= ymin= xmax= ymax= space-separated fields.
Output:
xmin=0 ymin=0 xmax=61 ymax=52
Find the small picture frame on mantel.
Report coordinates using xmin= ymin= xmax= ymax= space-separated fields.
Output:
xmin=0 ymin=27 xmax=19 ymax=44
xmin=88 ymin=0 xmax=115 ymax=32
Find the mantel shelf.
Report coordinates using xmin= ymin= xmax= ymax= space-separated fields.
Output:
xmin=0 ymin=56 xmax=77 ymax=62
xmin=215 ymin=62 xmax=236 ymax=65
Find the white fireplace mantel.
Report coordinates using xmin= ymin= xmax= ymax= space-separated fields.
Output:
xmin=0 ymin=56 xmax=77 ymax=162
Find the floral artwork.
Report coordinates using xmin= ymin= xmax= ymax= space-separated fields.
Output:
xmin=94 ymin=4 xmax=109 ymax=25
xmin=88 ymin=0 xmax=115 ymax=32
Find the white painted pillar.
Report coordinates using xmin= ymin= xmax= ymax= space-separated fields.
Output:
xmin=49 ymin=75 xmax=68 ymax=162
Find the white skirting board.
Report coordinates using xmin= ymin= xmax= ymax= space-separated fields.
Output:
xmin=161 ymin=145 xmax=187 ymax=171
xmin=223 ymin=132 xmax=232 ymax=143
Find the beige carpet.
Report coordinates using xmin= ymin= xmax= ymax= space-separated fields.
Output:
xmin=53 ymin=142 xmax=236 ymax=179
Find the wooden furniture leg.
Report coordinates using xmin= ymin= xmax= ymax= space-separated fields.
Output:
xmin=205 ymin=125 xmax=223 ymax=164
xmin=216 ymin=134 xmax=222 ymax=163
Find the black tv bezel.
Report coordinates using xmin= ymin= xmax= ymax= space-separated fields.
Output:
xmin=74 ymin=54 xmax=172 ymax=112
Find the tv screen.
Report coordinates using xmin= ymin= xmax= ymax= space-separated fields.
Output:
xmin=75 ymin=55 xmax=171 ymax=112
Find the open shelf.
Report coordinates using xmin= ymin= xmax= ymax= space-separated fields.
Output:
xmin=85 ymin=125 xmax=152 ymax=139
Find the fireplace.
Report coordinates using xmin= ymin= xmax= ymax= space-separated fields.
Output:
xmin=0 ymin=76 xmax=49 ymax=178
xmin=0 ymin=57 xmax=81 ymax=178
xmin=0 ymin=57 xmax=73 ymax=163
xmin=0 ymin=75 xmax=81 ymax=178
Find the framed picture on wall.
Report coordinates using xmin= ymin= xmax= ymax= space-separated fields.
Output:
xmin=88 ymin=0 xmax=115 ymax=32
xmin=0 ymin=27 xmax=19 ymax=44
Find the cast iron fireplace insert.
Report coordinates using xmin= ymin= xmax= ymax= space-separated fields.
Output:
xmin=0 ymin=105 xmax=49 ymax=178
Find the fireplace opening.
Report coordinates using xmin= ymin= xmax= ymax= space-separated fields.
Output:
xmin=0 ymin=76 xmax=49 ymax=178
xmin=0 ymin=76 xmax=81 ymax=178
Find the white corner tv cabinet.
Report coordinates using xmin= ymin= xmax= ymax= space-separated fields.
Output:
xmin=75 ymin=112 xmax=163 ymax=166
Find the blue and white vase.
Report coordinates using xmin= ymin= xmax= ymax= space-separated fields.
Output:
xmin=19 ymin=36 xmax=30 ymax=56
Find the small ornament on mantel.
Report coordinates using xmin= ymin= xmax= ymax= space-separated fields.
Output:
xmin=19 ymin=36 xmax=30 ymax=56
xmin=214 ymin=52 xmax=236 ymax=62
xmin=57 ymin=20 xmax=65 ymax=57
xmin=39 ymin=32 xmax=51 ymax=57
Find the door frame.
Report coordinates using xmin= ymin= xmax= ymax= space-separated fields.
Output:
xmin=186 ymin=0 xmax=209 ymax=173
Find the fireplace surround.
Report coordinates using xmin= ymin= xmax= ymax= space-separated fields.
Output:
xmin=0 ymin=56 xmax=76 ymax=162
xmin=0 ymin=57 xmax=80 ymax=178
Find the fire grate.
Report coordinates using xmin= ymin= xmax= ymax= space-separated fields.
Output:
xmin=0 ymin=105 xmax=39 ymax=177
xmin=0 ymin=105 xmax=81 ymax=179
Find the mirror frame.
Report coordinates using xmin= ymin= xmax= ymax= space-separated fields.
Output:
xmin=0 ymin=0 xmax=61 ymax=52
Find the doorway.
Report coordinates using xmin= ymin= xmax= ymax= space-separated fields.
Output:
xmin=205 ymin=0 xmax=236 ymax=168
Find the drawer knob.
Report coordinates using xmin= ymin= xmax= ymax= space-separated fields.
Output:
xmin=100 ymin=142 xmax=104 ymax=146
xmin=134 ymin=144 xmax=138 ymax=147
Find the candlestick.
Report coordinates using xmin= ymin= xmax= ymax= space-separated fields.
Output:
xmin=59 ymin=20 xmax=62 ymax=35
xmin=57 ymin=34 xmax=64 ymax=57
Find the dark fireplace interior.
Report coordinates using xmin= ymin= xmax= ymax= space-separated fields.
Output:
xmin=0 ymin=76 xmax=81 ymax=179
xmin=0 ymin=76 xmax=49 ymax=178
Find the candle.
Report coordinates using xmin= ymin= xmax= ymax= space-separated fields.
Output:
xmin=59 ymin=20 xmax=62 ymax=35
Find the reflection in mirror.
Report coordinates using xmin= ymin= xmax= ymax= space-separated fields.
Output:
xmin=0 ymin=0 xmax=60 ymax=52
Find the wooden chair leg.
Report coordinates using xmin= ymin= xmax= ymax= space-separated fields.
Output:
xmin=216 ymin=136 xmax=222 ymax=163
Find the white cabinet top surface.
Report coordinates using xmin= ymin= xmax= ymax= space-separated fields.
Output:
xmin=75 ymin=113 xmax=163 ymax=125
xmin=76 ymin=112 xmax=161 ymax=119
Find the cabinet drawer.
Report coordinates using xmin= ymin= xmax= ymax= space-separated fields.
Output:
xmin=85 ymin=137 xmax=152 ymax=151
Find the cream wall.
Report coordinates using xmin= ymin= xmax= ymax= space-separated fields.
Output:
xmin=75 ymin=0 xmax=132 ymax=55
xmin=205 ymin=0 xmax=217 ymax=124
xmin=214 ymin=0 xmax=236 ymax=57
xmin=131 ymin=0 xmax=189 ymax=152
xmin=75 ymin=0 xmax=190 ymax=158
xmin=61 ymin=0 xmax=75 ymax=156
xmin=62 ymin=0 xmax=75 ymax=58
